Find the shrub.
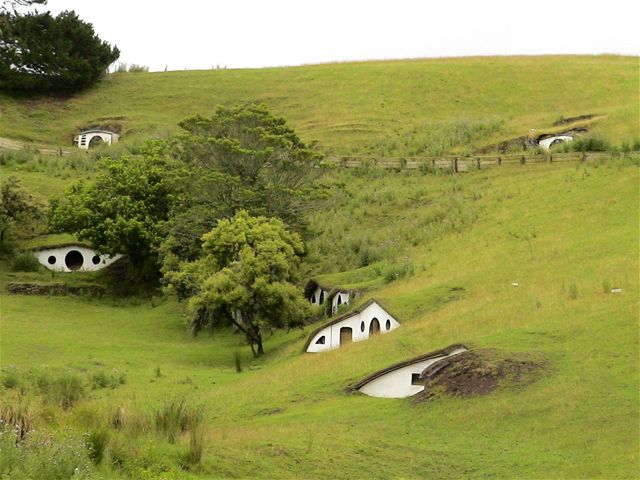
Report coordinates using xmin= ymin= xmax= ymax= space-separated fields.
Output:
xmin=10 ymin=252 xmax=41 ymax=272
xmin=570 ymin=135 xmax=611 ymax=152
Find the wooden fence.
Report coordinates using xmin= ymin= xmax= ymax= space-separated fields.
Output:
xmin=322 ymin=151 xmax=632 ymax=172
xmin=0 ymin=137 xmax=72 ymax=157
xmin=1 ymin=136 xmax=635 ymax=170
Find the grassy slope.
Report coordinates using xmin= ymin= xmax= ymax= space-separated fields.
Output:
xmin=2 ymin=160 xmax=638 ymax=478
xmin=1 ymin=55 xmax=638 ymax=154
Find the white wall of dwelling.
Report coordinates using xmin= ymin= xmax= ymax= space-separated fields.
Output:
xmin=75 ymin=132 xmax=119 ymax=150
xmin=539 ymin=135 xmax=573 ymax=150
xmin=309 ymin=286 xmax=329 ymax=306
xmin=357 ymin=347 xmax=468 ymax=398
xmin=33 ymin=246 xmax=123 ymax=272
xmin=331 ymin=291 xmax=351 ymax=315
xmin=306 ymin=302 xmax=400 ymax=353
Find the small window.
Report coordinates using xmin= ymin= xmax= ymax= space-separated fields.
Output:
xmin=311 ymin=295 xmax=316 ymax=304
xmin=315 ymin=335 xmax=326 ymax=345
xmin=92 ymin=255 xmax=101 ymax=265
xmin=337 ymin=296 xmax=342 ymax=306
xmin=385 ymin=319 xmax=391 ymax=331
xmin=411 ymin=373 xmax=421 ymax=385
xmin=47 ymin=255 xmax=56 ymax=265
xmin=319 ymin=291 xmax=324 ymax=304
xmin=360 ymin=321 xmax=365 ymax=332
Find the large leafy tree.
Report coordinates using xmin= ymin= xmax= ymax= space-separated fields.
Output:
xmin=166 ymin=210 xmax=312 ymax=356
xmin=0 ymin=9 xmax=119 ymax=92
xmin=49 ymin=152 xmax=170 ymax=286
xmin=161 ymin=103 xmax=325 ymax=270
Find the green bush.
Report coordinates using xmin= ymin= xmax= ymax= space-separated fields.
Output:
xmin=570 ymin=135 xmax=611 ymax=152
xmin=10 ymin=253 xmax=41 ymax=272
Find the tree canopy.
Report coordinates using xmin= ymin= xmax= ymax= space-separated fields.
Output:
xmin=49 ymin=152 xmax=170 ymax=287
xmin=160 ymin=103 xmax=325 ymax=270
xmin=0 ymin=9 xmax=119 ymax=92
xmin=166 ymin=210 xmax=312 ymax=356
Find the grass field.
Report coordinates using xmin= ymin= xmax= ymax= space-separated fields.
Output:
xmin=1 ymin=157 xmax=638 ymax=478
xmin=1 ymin=55 xmax=638 ymax=155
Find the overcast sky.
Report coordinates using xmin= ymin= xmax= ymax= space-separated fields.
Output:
xmin=40 ymin=0 xmax=640 ymax=72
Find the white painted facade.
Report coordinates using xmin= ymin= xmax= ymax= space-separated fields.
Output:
xmin=309 ymin=286 xmax=328 ymax=306
xmin=331 ymin=291 xmax=351 ymax=315
xmin=33 ymin=246 xmax=123 ymax=272
xmin=538 ymin=135 xmax=573 ymax=150
xmin=306 ymin=301 xmax=400 ymax=353
xmin=74 ymin=130 xmax=120 ymax=149
xmin=357 ymin=346 xmax=467 ymax=398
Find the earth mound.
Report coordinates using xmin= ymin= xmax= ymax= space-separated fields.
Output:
xmin=415 ymin=349 xmax=544 ymax=402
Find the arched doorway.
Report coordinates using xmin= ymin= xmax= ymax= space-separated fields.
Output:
xmin=64 ymin=250 xmax=84 ymax=271
xmin=369 ymin=318 xmax=380 ymax=335
xmin=88 ymin=135 xmax=105 ymax=148
xmin=339 ymin=327 xmax=352 ymax=345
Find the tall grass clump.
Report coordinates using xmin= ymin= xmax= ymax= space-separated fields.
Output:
xmin=85 ymin=428 xmax=110 ymax=465
xmin=154 ymin=398 xmax=203 ymax=443
xmin=179 ymin=426 xmax=205 ymax=470
xmin=43 ymin=372 xmax=85 ymax=410
xmin=0 ymin=398 xmax=37 ymax=442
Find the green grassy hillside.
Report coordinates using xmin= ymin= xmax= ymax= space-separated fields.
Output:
xmin=2 ymin=159 xmax=638 ymax=478
xmin=1 ymin=55 xmax=638 ymax=155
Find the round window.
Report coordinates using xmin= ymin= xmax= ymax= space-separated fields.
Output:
xmin=64 ymin=250 xmax=84 ymax=271
xmin=92 ymin=255 xmax=101 ymax=265
xmin=47 ymin=255 xmax=56 ymax=265
xmin=360 ymin=321 xmax=365 ymax=332
xmin=385 ymin=319 xmax=391 ymax=331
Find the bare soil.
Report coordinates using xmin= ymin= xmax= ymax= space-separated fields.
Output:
xmin=414 ymin=349 xmax=544 ymax=402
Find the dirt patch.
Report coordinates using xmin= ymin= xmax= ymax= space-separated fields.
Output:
xmin=255 ymin=407 xmax=284 ymax=416
xmin=414 ymin=349 xmax=544 ymax=402
xmin=553 ymin=114 xmax=596 ymax=126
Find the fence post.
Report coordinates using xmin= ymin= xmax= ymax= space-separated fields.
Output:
xmin=520 ymin=156 xmax=525 ymax=166
xmin=432 ymin=159 xmax=436 ymax=169
xmin=497 ymin=156 xmax=502 ymax=165
xmin=581 ymin=152 xmax=587 ymax=163
xmin=476 ymin=158 xmax=481 ymax=169
xmin=452 ymin=158 xmax=458 ymax=173
xmin=547 ymin=154 xmax=552 ymax=163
